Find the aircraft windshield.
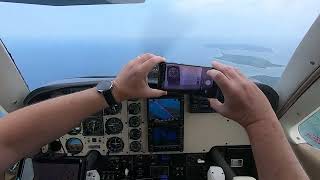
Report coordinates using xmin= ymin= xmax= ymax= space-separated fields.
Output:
xmin=0 ymin=0 xmax=319 ymax=90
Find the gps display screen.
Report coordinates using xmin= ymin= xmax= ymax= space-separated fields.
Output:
xmin=148 ymin=98 xmax=181 ymax=121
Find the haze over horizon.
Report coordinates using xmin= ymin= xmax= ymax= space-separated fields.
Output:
xmin=0 ymin=0 xmax=319 ymax=89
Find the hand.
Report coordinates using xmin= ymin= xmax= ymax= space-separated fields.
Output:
xmin=207 ymin=62 xmax=276 ymax=129
xmin=112 ymin=53 xmax=167 ymax=102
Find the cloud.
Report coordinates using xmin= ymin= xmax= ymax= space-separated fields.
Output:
xmin=174 ymin=0 xmax=303 ymax=14
xmin=175 ymin=0 xmax=225 ymax=9
xmin=169 ymin=0 xmax=319 ymax=39
xmin=174 ymin=0 xmax=227 ymax=11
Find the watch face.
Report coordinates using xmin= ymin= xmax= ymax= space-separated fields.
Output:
xmin=97 ymin=80 xmax=120 ymax=108
xmin=96 ymin=80 xmax=112 ymax=92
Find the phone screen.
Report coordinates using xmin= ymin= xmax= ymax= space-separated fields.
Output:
xmin=163 ymin=63 xmax=214 ymax=90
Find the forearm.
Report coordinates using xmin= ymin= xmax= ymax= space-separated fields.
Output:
xmin=0 ymin=54 xmax=165 ymax=173
xmin=246 ymin=115 xmax=309 ymax=180
xmin=0 ymin=88 xmax=107 ymax=171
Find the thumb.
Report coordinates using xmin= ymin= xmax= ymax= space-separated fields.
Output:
xmin=146 ymin=88 xmax=167 ymax=98
xmin=208 ymin=98 xmax=224 ymax=113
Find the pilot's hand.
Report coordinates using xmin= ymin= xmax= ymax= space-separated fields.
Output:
xmin=112 ymin=53 xmax=167 ymax=102
xmin=207 ymin=62 xmax=276 ymax=129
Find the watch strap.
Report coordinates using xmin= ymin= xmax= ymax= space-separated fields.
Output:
xmin=102 ymin=83 xmax=118 ymax=107
xmin=96 ymin=80 xmax=119 ymax=108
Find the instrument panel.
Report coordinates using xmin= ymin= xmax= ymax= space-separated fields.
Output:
xmin=46 ymin=98 xmax=149 ymax=156
xmin=24 ymin=78 xmax=279 ymax=157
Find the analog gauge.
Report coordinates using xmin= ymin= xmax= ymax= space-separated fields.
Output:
xmin=49 ymin=140 xmax=62 ymax=152
xmin=66 ymin=138 xmax=83 ymax=154
xmin=105 ymin=118 xmax=123 ymax=135
xmin=68 ymin=126 xmax=81 ymax=135
xmin=107 ymin=137 xmax=124 ymax=153
xmin=128 ymin=103 xmax=141 ymax=115
xmin=130 ymin=141 xmax=142 ymax=152
xmin=104 ymin=103 xmax=122 ymax=115
xmin=129 ymin=116 xmax=141 ymax=127
xmin=129 ymin=129 xmax=141 ymax=140
xmin=82 ymin=117 xmax=104 ymax=136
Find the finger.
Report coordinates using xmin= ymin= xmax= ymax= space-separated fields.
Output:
xmin=212 ymin=61 xmax=239 ymax=79
xmin=140 ymin=56 xmax=165 ymax=74
xmin=207 ymin=69 xmax=231 ymax=92
xmin=126 ymin=59 xmax=137 ymax=69
xmin=145 ymin=88 xmax=167 ymax=98
xmin=208 ymin=98 xmax=224 ymax=113
xmin=235 ymin=68 xmax=247 ymax=79
xmin=136 ymin=53 xmax=155 ymax=64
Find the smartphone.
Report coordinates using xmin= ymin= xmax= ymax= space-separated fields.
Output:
xmin=158 ymin=62 xmax=217 ymax=96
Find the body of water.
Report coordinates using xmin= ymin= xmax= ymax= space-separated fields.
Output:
xmin=3 ymin=38 xmax=299 ymax=90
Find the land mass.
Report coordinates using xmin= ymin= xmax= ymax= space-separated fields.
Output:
xmin=205 ymin=43 xmax=273 ymax=53
xmin=250 ymin=75 xmax=281 ymax=86
xmin=216 ymin=53 xmax=283 ymax=68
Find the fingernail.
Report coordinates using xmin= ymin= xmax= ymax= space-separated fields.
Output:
xmin=207 ymin=70 xmax=218 ymax=77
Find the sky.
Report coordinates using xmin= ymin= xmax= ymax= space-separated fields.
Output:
xmin=0 ymin=0 xmax=319 ymax=89
xmin=0 ymin=0 xmax=319 ymax=40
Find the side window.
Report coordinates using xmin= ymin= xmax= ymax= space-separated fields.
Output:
xmin=0 ymin=105 xmax=8 ymax=118
xmin=298 ymin=107 xmax=320 ymax=149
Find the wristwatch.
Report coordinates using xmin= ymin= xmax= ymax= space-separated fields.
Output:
xmin=96 ymin=80 xmax=120 ymax=110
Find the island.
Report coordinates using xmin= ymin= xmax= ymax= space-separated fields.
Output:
xmin=205 ymin=43 xmax=273 ymax=53
xmin=250 ymin=75 xmax=281 ymax=87
xmin=215 ymin=53 xmax=284 ymax=68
